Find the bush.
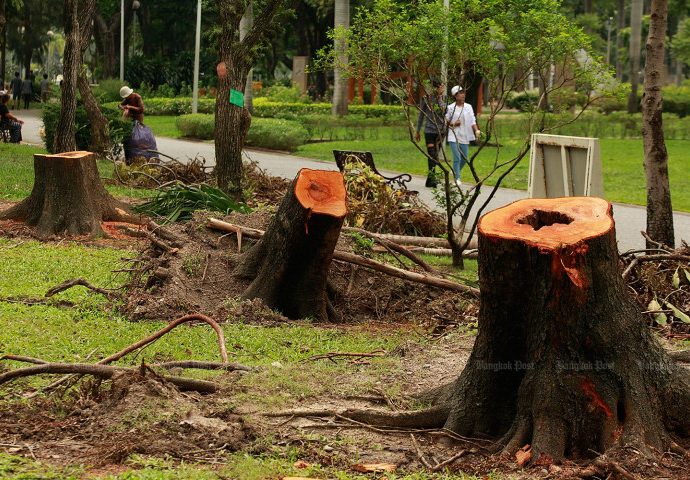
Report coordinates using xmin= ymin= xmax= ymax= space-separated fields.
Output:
xmin=261 ymin=85 xmax=311 ymax=103
xmin=176 ymin=114 xmax=215 ymax=139
xmin=506 ymin=90 xmax=540 ymax=112
xmin=42 ymin=102 xmax=132 ymax=157
xmin=102 ymin=97 xmax=215 ymax=115
xmin=662 ymin=84 xmax=690 ymax=117
xmin=92 ymin=78 xmax=127 ymax=104
xmin=549 ymin=88 xmax=587 ymax=113
xmin=175 ymin=114 xmax=309 ymax=151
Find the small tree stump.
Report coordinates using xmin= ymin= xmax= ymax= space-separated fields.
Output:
xmin=234 ymin=169 xmax=347 ymax=322
xmin=0 ymin=151 xmax=137 ymax=237
xmin=436 ymin=197 xmax=690 ymax=462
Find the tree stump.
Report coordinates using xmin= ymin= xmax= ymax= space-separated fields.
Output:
xmin=0 ymin=151 xmax=137 ymax=237
xmin=234 ymin=169 xmax=347 ymax=322
xmin=436 ymin=197 xmax=690 ymax=462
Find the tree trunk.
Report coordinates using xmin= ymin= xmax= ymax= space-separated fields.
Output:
xmin=643 ymin=0 xmax=675 ymax=248
xmin=332 ymin=0 xmax=349 ymax=116
xmin=0 ymin=0 xmax=6 ymax=86
xmin=628 ymin=0 xmax=644 ymax=113
xmin=240 ymin=1 xmax=254 ymax=114
xmin=54 ymin=0 xmax=80 ymax=153
xmin=0 ymin=152 xmax=137 ymax=238
xmin=429 ymin=197 xmax=690 ymax=463
xmin=234 ymin=169 xmax=347 ymax=322
xmin=95 ymin=13 xmax=117 ymax=79
xmin=616 ymin=0 xmax=626 ymax=81
xmin=77 ymin=0 xmax=111 ymax=155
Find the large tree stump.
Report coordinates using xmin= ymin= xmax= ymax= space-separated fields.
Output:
xmin=0 ymin=151 xmax=136 ymax=237
xmin=234 ymin=169 xmax=347 ymax=322
xmin=434 ymin=197 xmax=690 ymax=463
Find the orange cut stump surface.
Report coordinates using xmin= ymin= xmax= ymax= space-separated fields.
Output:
xmin=478 ymin=197 xmax=613 ymax=250
xmin=294 ymin=168 xmax=347 ymax=218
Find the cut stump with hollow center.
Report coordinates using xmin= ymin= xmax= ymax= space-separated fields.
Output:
xmin=0 ymin=151 xmax=138 ymax=238
xmin=431 ymin=197 xmax=690 ymax=463
xmin=233 ymin=168 xmax=347 ymax=322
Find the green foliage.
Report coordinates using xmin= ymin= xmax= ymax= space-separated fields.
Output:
xmin=133 ymin=183 xmax=251 ymax=223
xmin=245 ymin=118 xmax=310 ymax=151
xmin=92 ymin=78 xmax=128 ymax=103
xmin=42 ymin=102 xmax=132 ymax=157
xmin=176 ymin=114 xmax=215 ymax=139
xmin=671 ymin=17 xmax=690 ymax=68
xmin=261 ymin=85 xmax=311 ymax=103
xmin=102 ymin=98 xmax=215 ymax=115
xmin=506 ymin=90 xmax=540 ymax=112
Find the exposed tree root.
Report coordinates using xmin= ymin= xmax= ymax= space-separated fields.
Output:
xmin=45 ymin=278 xmax=118 ymax=299
xmin=0 ymin=362 xmax=218 ymax=393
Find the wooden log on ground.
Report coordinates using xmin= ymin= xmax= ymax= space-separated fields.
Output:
xmin=434 ymin=197 xmax=690 ymax=463
xmin=0 ymin=151 xmax=141 ymax=237
xmin=233 ymin=169 xmax=347 ymax=322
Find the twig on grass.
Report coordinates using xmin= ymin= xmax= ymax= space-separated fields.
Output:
xmin=45 ymin=278 xmax=117 ymax=299
xmin=410 ymin=434 xmax=434 ymax=469
xmin=303 ymin=350 xmax=386 ymax=362
xmin=430 ymin=449 xmax=471 ymax=472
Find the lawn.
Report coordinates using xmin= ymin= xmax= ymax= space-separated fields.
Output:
xmin=144 ymin=115 xmax=183 ymax=139
xmin=0 ymin=144 xmax=153 ymax=201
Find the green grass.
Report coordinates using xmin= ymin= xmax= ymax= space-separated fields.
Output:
xmin=144 ymin=116 xmax=182 ymax=139
xmin=0 ymin=144 xmax=153 ymax=201
xmin=296 ymin=130 xmax=690 ymax=212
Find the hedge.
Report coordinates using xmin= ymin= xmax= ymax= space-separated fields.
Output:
xmin=42 ymin=103 xmax=133 ymax=156
xmin=176 ymin=114 xmax=310 ymax=151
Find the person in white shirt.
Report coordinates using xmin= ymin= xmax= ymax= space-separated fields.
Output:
xmin=445 ymin=85 xmax=481 ymax=187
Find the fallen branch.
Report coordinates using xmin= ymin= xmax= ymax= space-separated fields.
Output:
xmin=207 ymin=218 xmax=478 ymax=295
xmin=641 ymin=231 xmax=674 ymax=252
xmin=346 ymin=227 xmax=435 ymax=273
xmin=153 ymin=360 xmax=251 ymax=371
xmin=0 ymin=363 xmax=217 ymax=393
xmin=430 ymin=449 xmax=471 ymax=472
xmin=410 ymin=434 xmax=433 ymax=469
xmin=304 ymin=350 xmax=386 ymax=362
xmin=147 ymin=220 xmax=184 ymax=245
xmin=0 ymin=354 xmax=48 ymax=365
xmin=45 ymin=278 xmax=117 ymax=299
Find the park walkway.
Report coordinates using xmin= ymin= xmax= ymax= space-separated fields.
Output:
xmin=16 ymin=109 xmax=690 ymax=251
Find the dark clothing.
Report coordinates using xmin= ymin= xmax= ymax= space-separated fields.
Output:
xmin=416 ymin=94 xmax=447 ymax=135
xmin=23 ymin=94 xmax=30 ymax=109
xmin=10 ymin=77 xmax=22 ymax=100
xmin=120 ymin=93 xmax=145 ymax=123
xmin=424 ymin=132 xmax=442 ymax=187
xmin=0 ymin=104 xmax=22 ymax=142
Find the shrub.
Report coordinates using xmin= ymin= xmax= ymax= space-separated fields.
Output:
xmin=262 ymin=85 xmax=311 ymax=103
xmin=42 ymin=102 xmax=132 ymax=157
xmin=92 ymin=78 xmax=127 ymax=103
xmin=662 ymin=84 xmax=690 ymax=117
xmin=176 ymin=114 xmax=215 ymax=139
xmin=506 ymin=89 xmax=540 ymax=112
xmin=174 ymin=114 xmax=309 ymax=151
xmin=102 ymin=97 xmax=215 ymax=115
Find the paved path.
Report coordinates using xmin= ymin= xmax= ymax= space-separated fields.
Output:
xmin=14 ymin=109 xmax=690 ymax=251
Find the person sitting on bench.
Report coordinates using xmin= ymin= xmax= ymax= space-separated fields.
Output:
xmin=0 ymin=93 xmax=24 ymax=143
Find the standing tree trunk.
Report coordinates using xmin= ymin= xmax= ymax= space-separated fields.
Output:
xmin=332 ymin=0 xmax=349 ymax=116
xmin=95 ymin=12 xmax=118 ymax=79
xmin=234 ymin=169 xmax=347 ymax=322
xmin=214 ymin=0 xmax=286 ymax=197
xmin=416 ymin=197 xmax=690 ymax=463
xmin=77 ymin=0 xmax=111 ymax=155
xmin=0 ymin=0 xmax=6 ymax=86
xmin=643 ymin=0 xmax=675 ymax=248
xmin=0 ymin=152 xmax=138 ymax=237
xmin=240 ymin=0 xmax=254 ymax=114
xmin=54 ymin=0 xmax=80 ymax=153
xmin=615 ymin=0 xmax=626 ymax=81
xmin=628 ymin=0 xmax=644 ymax=113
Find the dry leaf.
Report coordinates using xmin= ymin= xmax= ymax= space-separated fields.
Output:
xmin=352 ymin=463 xmax=397 ymax=473
xmin=515 ymin=444 xmax=532 ymax=467
xmin=293 ymin=460 xmax=311 ymax=469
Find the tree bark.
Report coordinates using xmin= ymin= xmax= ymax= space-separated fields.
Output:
xmin=643 ymin=0 xmax=675 ymax=248
xmin=234 ymin=169 xmax=347 ymax=322
xmin=429 ymin=197 xmax=690 ymax=463
xmin=0 ymin=151 xmax=137 ymax=238
xmin=615 ymin=0 xmax=626 ymax=81
xmin=94 ymin=12 xmax=118 ymax=79
xmin=628 ymin=0 xmax=644 ymax=113
xmin=54 ymin=0 xmax=80 ymax=153
xmin=332 ymin=0 xmax=349 ymax=116
xmin=0 ymin=0 xmax=6 ymax=86
xmin=240 ymin=0 xmax=254 ymax=114
xmin=77 ymin=0 xmax=111 ymax=155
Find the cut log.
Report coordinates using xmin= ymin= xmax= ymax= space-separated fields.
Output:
xmin=0 ymin=151 xmax=139 ymax=237
xmin=234 ymin=169 xmax=347 ymax=322
xmin=435 ymin=197 xmax=690 ymax=463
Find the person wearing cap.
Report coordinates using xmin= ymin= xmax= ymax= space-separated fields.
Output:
xmin=119 ymin=86 xmax=145 ymax=123
xmin=445 ymin=85 xmax=481 ymax=187
xmin=415 ymin=79 xmax=446 ymax=188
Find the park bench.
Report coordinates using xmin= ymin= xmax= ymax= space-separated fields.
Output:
xmin=333 ymin=150 xmax=412 ymax=190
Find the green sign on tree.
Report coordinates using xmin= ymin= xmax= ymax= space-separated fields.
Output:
xmin=230 ymin=89 xmax=245 ymax=107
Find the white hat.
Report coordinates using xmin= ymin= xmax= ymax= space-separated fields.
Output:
xmin=451 ymin=85 xmax=463 ymax=96
xmin=119 ymin=86 xmax=134 ymax=98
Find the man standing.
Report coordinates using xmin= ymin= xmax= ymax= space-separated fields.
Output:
xmin=415 ymin=79 xmax=446 ymax=188
xmin=9 ymin=72 xmax=22 ymax=110
xmin=21 ymin=75 xmax=32 ymax=109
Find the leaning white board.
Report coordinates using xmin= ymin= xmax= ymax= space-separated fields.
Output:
xmin=528 ymin=134 xmax=603 ymax=198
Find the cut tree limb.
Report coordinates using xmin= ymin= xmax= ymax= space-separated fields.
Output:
xmin=45 ymin=278 xmax=117 ymax=299
xmin=208 ymin=218 xmax=477 ymax=295
xmin=345 ymin=226 xmax=435 ymax=272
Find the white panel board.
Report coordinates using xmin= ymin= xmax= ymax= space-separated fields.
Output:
xmin=528 ymin=134 xmax=603 ymax=199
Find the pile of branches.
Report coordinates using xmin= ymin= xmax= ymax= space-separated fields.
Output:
xmin=242 ymin=159 xmax=290 ymax=205
xmin=622 ymin=234 xmax=690 ymax=338
xmin=343 ymin=160 xmax=444 ymax=237
xmin=114 ymin=154 xmax=211 ymax=188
